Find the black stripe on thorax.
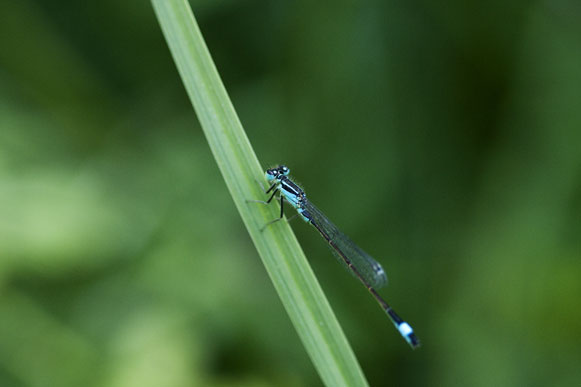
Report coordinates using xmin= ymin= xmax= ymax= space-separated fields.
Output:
xmin=279 ymin=176 xmax=304 ymax=196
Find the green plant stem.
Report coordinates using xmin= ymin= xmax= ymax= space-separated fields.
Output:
xmin=151 ymin=1 xmax=369 ymax=385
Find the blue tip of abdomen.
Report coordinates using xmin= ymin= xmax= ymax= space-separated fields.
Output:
xmin=397 ymin=322 xmax=420 ymax=348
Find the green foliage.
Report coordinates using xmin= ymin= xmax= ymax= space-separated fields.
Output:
xmin=1 ymin=1 xmax=580 ymax=387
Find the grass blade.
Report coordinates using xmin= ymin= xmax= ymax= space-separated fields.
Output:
xmin=151 ymin=1 xmax=369 ymax=385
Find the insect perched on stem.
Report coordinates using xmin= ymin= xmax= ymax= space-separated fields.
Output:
xmin=249 ymin=165 xmax=420 ymax=349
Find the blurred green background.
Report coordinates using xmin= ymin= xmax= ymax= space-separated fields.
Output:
xmin=1 ymin=1 xmax=580 ymax=386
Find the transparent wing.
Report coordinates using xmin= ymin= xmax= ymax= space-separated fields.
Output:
xmin=303 ymin=201 xmax=388 ymax=289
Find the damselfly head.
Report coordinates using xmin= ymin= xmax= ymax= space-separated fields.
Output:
xmin=265 ymin=165 xmax=290 ymax=181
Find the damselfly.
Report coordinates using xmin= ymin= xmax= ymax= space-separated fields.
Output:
xmin=249 ymin=165 xmax=420 ymax=349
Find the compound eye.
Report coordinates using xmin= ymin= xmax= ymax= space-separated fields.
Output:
xmin=265 ymin=169 xmax=277 ymax=180
xmin=281 ymin=166 xmax=289 ymax=175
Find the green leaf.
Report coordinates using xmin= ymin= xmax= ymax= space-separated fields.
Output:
xmin=151 ymin=1 xmax=369 ymax=386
